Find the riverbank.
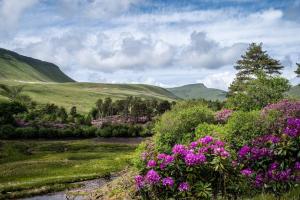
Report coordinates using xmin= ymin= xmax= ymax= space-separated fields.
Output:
xmin=0 ymin=138 xmax=142 ymax=199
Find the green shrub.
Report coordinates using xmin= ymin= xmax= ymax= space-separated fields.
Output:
xmin=95 ymin=124 xmax=144 ymax=137
xmin=195 ymin=123 xmax=228 ymax=140
xmin=0 ymin=124 xmax=15 ymax=139
xmin=15 ymin=127 xmax=38 ymax=139
xmin=154 ymin=102 xmax=215 ymax=152
xmin=82 ymin=126 xmax=97 ymax=137
xmin=225 ymin=111 xmax=267 ymax=149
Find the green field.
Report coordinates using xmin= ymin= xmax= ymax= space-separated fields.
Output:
xmin=0 ymin=80 xmax=178 ymax=113
xmin=0 ymin=139 xmax=137 ymax=199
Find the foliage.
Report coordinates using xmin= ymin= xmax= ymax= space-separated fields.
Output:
xmin=195 ymin=123 xmax=228 ymax=140
xmin=227 ymin=73 xmax=291 ymax=111
xmin=237 ymin=118 xmax=300 ymax=197
xmin=95 ymin=124 xmax=144 ymax=138
xmin=91 ymin=96 xmax=172 ymax=121
xmin=135 ymin=136 xmax=240 ymax=199
xmin=0 ymin=124 xmax=15 ymax=139
xmin=0 ymin=101 xmax=27 ymax=125
xmin=225 ymin=111 xmax=268 ymax=150
xmin=154 ymin=101 xmax=215 ymax=152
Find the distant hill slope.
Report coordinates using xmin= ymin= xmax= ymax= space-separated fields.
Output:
xmin=167 ymin=83 xmax=227 ymax=101
xmin=287 ymin=85 xmax=300 ymax=99
xmin=0 ymin=48 xmax=74 ymax=82
xmin=0 ymin=81 xmax=179 ymax=113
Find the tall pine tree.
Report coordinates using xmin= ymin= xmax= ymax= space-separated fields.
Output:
xmin=228 ymin=43 xmax=283 ymax=96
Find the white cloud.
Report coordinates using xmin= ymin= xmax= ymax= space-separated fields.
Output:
xmin=59 ymin=0 xmax=143 ymax=19
xmin=1 ymin=3 xmax=299 ymax=89
xmin=0 ymin=0 xmax=38 ymax=30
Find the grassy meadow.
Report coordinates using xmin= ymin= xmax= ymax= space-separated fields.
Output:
xmin=0 ymin=139 xmax=137 ymax=199
xmin=0 ymin=80 xmax=178 ymax=113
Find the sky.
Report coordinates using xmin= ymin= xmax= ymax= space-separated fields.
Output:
xmin=0 ymin=0 xmax=299 ymax=90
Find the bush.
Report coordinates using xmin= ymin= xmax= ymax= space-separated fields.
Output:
xmin=15 ymin=127 xmax=38 ymax=139
xmin=95 ymin=124 xmax=144 ymax=138
xmin=225 ymin=111 xmax=268 ymax=150
xmin=0 ymin=124 xmax=15 ymax=139
xmin=261 ymin=99 xmax=300 ymax=133
xmin=237 ymin=118 xmax=300 ymax=197
xmin=154 ymin=102 xmax=215 ymax=152
xmin=195 ymin=123 xmax=228 ymax=140
xmin=82 ymin=126 xmax=97 ymax=137
xmin=135 ymin=136 xmax=241 ymax=199
xmin=215 ymin=109 xmax=233 ymax=123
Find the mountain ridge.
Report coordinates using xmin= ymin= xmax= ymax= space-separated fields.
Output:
xmin=167 ymin=83 xmax=227 ymax=101
xmin=0 ymin=48 xmax=75 ymax=82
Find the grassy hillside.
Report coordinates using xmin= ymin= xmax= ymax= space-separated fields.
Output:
xmin=0 ymin=48 xmax=74 ymax=82
xmin=167 ymin=83 xmax=227 ymax=101
xmin=0 ymin=81 xmax=178 ymax=113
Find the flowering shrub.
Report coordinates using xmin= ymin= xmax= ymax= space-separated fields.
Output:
xmin=215 ymin=109 xmax=233 ymax=123
xmin=261 ymin=99 xmax=300 ymax=133
xmin=135 ymin=136 xmax=239 ymax=199
xmin=237 ymin=118 xmax=300 ymax=196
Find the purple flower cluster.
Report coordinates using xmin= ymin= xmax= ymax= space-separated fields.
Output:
xmin=135 ymin=175 xmax=144 ymax=189
xmin=198 ymin=135 xmax=214 ymax=145
xmin=147 ymin=160 xmax=156 ymax=168
xmin=252 ymin=134 xmax=281 ymax=145
xmin=184 ymin=153 xmax=206 ymax=166
xmin=238 ymin=145 xmax=250 ymax=158
xmin=237 ymin=124 xmax=300 ymax=191
xmin=172 ymin=144 xmax=187 ymax=155
xmin=178 ymin=182 xmax=190 ymax=191
xmin=162 ymin=177 xmax=174 ymax=187
xmin=135 ymin=136 xmax=231 ymax=192
xmin=241 ymin=168 xmax=252 ymax=177
xmin=262 ymin=100 xmax=300 ymax=132
xmin=215 ymin=109 xmax=233 ymax=123
xmin=284 ymin=118 xmax=300 ymax=137
xmin=145 ymin=169 xmax=161 ymax=184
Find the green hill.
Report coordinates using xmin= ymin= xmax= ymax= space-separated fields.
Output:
xmin=0 ymin=81 xmax=178 ymax=113
xmin=0 ymin=48 xmax=74 ymax=82
xmin=287 ymin=85 xmax=300 ymax=99
xmin=0 ymin=48 xmax=178 ymax=112
xmin=167 ymin=83 xmax=227 ymax=101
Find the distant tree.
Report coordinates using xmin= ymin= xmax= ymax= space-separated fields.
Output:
xmin=95 ymin=99 xmax=103 ymax=118
xmin=228 ymin=43 xmax=283 ymax=96
xmin=70 ymin=106 xmax=77 ymax=118
xmin=90 ymin=107 xmax=98 ymax=119
xmin=102 ymin=97 xmax=113 ymax=116
xmin=57 ymin=107 xmax=68 ymax=123
xmin=0 ymin=101 xmax=27 ymax=125
xmin=295 ymin=63 xmax=300 ymax=77
xmin=157 ymin=100 xmax=171 ymax=114
xmin=227 ymin=72 xmax=290 ymax=111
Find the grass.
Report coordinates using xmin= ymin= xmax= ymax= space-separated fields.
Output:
xmin=0 ymin=80 xmax=178 ymax=113
xmin=0 ymin=139 xmax=137 ymax=199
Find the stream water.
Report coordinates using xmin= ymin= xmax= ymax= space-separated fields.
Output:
xmin=21 ymin=177 xmax=113 ymax=200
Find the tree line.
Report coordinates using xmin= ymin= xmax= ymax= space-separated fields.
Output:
xmin=89 ymin=96 xmax=174 ymax=121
